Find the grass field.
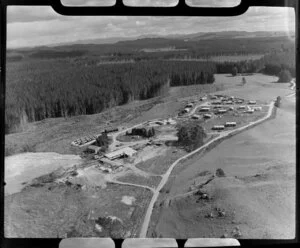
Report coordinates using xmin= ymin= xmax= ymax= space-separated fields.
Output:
xmin=116 ymin=173 xmax=162 ymax=189
xmin=135 ymin=148 xmax=186 ymax=175
xmin=5 ymin=182 xmax=152 ymax=238
xmin=148 ymin=81 xmax=295 ymax=238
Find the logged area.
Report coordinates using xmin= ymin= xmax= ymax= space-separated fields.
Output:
xmin=5 ymin=27 xmax=296 ymax=239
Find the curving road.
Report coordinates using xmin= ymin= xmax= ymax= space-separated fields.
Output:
xmin=139 ymin=100 xmax=275 ymax=237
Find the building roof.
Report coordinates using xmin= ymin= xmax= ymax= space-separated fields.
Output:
xmin=105 ymin=147 xmax=137 ymax=159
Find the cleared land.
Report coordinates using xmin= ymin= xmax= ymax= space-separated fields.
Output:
xmin=4 ymin=73 xmax=294 ymax=239
xmin=116 ymin=173 xmax=162 ymax=189
xmin=5 ymin=183 xmax=152 ymax=238
xmin=147 ymin=80 xmax=295 ymax=238
xmin=135 ymin=148 xmax=186 ymax=175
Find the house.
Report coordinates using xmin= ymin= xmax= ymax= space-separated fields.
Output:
xmin=225 ymin=122 xmax=237 ymax=127
xmin=225 ymin=101 xmax=233 ymax=105
xmin=248 ymin=100 xmax=257 ymax=105
xmin=217 ymin=109 xmax=227 ymax=114
xmin=244 ymin=108 xmax=254 ymax=113
xmin=210 ymin=95 xmax=218 ymax=100
xmin=105 ymin=147 xmax=137 ymax=160
xmin=203 ymin=114 xmax=212 ymax=119
xmin=183 ymin=108 xmax=191 ymax=113
xmin=87 ymin=145 xmax=102 ymax=154
xmin=186 ymin=103 xmax=193 ymax=108
xmin=212 ymin=101 xmax=222 ymax=105
xmin=237 ymin=105 xmax=246 ymax=110
xmin=212 ymin=125 xmax=225 ymax=130
xmin=199 ymin=107 xmax=210 ymax=112
xmin=191 ymin=114 xmax=201 ymax=119
xmin=253 ymin=106 xmax=262 ymax=111
xmin=199 ymin=96 xmax=207 ymax=101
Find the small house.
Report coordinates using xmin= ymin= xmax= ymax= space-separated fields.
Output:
xmin=199 ymin=107 xmax=210 ymax=112
xmin=253 ymin=106 xmax=262 ymax=111
xmin=203 ymin=114 xmax=212 ymax=119
xmin=186 ymin=103 xmax=194 ymax=108
xmin=217 ymin=109 xmax=227 ymax=114
xmin=183 ymin=108 xmax=191 ymax=113
xmin=248 ymin=100 xmax=257 ymax=105
xmin=191 ymin=114 xmax=201 ymax=120
xmin=212 ymin=101 xmax=222 ymax=105
xmin=237 ymin=105 xmax=246 ymax=110
xmin=225 ymin=122 xmax=237 ymax=127
xmin=244 ymin=109 xmax=254 ymax=114
xmin=212 ymin=125 xmax=225 ymax=131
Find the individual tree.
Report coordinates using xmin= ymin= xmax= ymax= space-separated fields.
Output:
xmin=242 ymin=77 xmax=246 ymax=86
xmin=95 ymin=133 xmax=110 ymax=151
xmin=275 ymin=96 xmax=281 ymax=108
xmin=278 ymin=69 xmax=292 ymax=83
xmin=232 ymin=66 xmax=238 ymax=76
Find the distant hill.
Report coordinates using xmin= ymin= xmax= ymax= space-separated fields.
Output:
xmin=9 ymin=31 xmax=294 ymax=50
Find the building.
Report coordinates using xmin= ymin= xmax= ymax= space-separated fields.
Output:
xmin=225 ymin=101 xmax=234 ymax=105
xmin=212 ymin=125 xmax=225 ymax=130
xmin=105 ymin=147 xmax=137 ymax=160
xmin=217 ymin=109 xmax=227 ymax=114
xmin=225 ymin=122 xmax=237 ymax=127
xmin=183 ymin=108 xmax=191 ymax=113
xmin=237 ymin=105 xmax=246 ymax=110
xmin=244 ymin=108 xmax=254 ymax=113
xmin=210 ymin=95 xmax=218 ymax=100
xmin=191 ymin=114 xmax=201 ymax=119
xmin=253 ymin=106 xmax=262 ymax=111
xmin=212 ymin=101 xmax=222 ymax=105
xmin=186 ymin=103 xmax=193 ymax=108
xmin=199 ymin=107 xmax=210 ymax=112
xmin=248 ymin=100 xmax=257 ymax=105
xmin=87 ymin=145 xmax=102 ymax=154
xmin=203 ymin=114 xmax=212 ymax=119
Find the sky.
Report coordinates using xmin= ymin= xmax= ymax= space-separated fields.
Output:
xmin=7 ymin=0 xmax=295 ymax=48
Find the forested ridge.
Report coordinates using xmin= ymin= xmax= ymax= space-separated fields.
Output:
xmin=5 ymin=34 xmax=295 ymax=134
xmin=5 ymin=60 xmax=216 ymax=133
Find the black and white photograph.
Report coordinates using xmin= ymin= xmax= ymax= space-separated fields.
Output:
xmin=4 ymin=0 xmax=296 ymax=240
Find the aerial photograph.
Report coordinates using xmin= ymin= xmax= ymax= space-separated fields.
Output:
xmin=4 ymin=1 xmax=296 ymax=240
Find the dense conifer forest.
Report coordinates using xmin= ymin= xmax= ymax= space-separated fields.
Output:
xmin=5 ymin=59 xmax=216 ymax=133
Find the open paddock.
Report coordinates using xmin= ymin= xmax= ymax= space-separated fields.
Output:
xmin=5 ymin=182 xmax=152 ymax=238
xmin=116 ymin=173 xmax=162 ymax=189
xmin=135 ymin=148 xmax=186 ymax=175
